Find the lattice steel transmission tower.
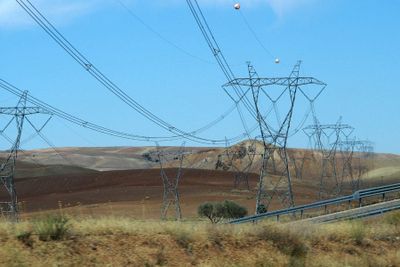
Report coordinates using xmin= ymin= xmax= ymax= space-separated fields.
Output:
xmin=290 ymin=153 xmax=311 ymax=180
xmin=0 ymin=91 xmax=51 ymax=220
xmin=355 ymin=140 xmax=374 ymax=187
xmin=303 ymin=119 xmax=354 ymax=198
xmin=216 ymin=140 xmax=258 ymax=190
xmin=338 ymin=139 xmax=374 ymax=192
xmin=155 ymin=143 xmax=186 ymax=220
xmin=224 ymin=61 xmax=326 ymax=213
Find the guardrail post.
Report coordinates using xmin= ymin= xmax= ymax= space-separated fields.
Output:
xmin=383 ymin=193 xmax=386 ymax=201
xmin=276 ymin=215 xmax=280 ymax=222
xmin=324 ymin=205 xmax=327 ymax=214
xmin=300 ymin=210 xmax=304 ymax=219
xmin=348 ymin=200 xmax=351 ymax=209
xmin=359 ymin=198 xmax=362 ymax=208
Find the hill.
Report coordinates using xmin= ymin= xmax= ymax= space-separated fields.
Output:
xmin=0 ymin=144 xmax=399 ymax=218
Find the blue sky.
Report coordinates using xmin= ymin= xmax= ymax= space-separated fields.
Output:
xmin=0 ymin=0 xmax=399 ymax=153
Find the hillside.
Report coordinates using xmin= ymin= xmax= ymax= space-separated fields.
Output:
xmin=3 ymin=143 xmax=399 ymax=173
xmin=0 ymin=213 xmax=399 ymax=266
xmin=0 ymin=143 xmax=399 ymax=218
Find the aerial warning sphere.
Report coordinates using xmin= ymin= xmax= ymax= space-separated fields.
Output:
xmin=234 ymin=3 xmax=241 ymax=10
xmin=275 ymin=58 xmax=280 ymax=64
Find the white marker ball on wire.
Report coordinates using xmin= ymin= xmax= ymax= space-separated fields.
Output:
xmin=234 ymin=3 xmax=241 ymax=10
xmin=275 ymin=58 xmax=280 ymax=64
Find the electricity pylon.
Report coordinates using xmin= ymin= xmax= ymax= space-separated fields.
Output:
xmin=290 ymin=153 xmax=311 ymax=180
xmin=155 ymin=143 xmax=185 ymax=220
xmin=303 ymin=118 xmax=354 ymax=198
xmin=216 ymin=140 xmax=258 ymax=190
xmin=224 ymin=61 xmax=327 ymax=213
xmin=0 ymin=91 xmax=51 ymax=220
xmin=338 ymin=139 xmax=374 ymax=192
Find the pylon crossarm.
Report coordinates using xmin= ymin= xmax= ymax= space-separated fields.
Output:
xmin=223 ymin=77 xmax=325 ymax=89
xmin=0 ymin=107 xmax=50 ymax=116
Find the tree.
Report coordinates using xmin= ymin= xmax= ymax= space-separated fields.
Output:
xmin=198 ymin=200 xmax=248 ymax=223
xmin=223 ymin=200 xmax=248 ymax=219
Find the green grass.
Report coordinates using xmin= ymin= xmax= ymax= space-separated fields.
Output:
xmin=33 ymin=214 xmax=69 ymax=241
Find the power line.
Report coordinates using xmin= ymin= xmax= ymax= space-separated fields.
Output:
xmin=25 ymin=116 xmax=77 ymax=167
xmin=0 ymin=79 xmax=253 ymax=145
xmin=237 ymin=10 xmax=275 ymax=59
xmin=14 ymin=0 xmax=249 ymax=145
xmin=114 ymin=0 xmax=214 ymax=65
xmin=185 ymin=0 xmax=258 ymax=122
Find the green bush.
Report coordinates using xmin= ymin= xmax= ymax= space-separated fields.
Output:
xmin=223 ymin=200 xmax=248 ymax=219
xmin=34 ymin=214 xmax=69 ymax=241
xmin=198 ymin=200 xmax=248 ymax=223
xmin=257 ymin=204 xmax=268 ymax=214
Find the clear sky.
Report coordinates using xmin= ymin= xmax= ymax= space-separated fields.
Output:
xmin=0 ymin=0 xmax=399 ymax=153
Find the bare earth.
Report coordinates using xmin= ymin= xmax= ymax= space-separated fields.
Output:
xmin=0 ymin=145 xmax=399 ymax=219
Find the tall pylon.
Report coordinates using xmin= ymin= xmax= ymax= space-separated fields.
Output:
xmin=0 ymin=91 xmax=51 ymax=220
xmin=224 ymin=61 xmax=327 ymax=213
xmin=337 ymin=139 xmax=374 ymax=192
xmin=303 ymin=118 xmax=354 ymax=198
xmin=155 ymin=143 xmax=186 ymax=220
xmin=216 ymin=139 xmax=258 ymax=190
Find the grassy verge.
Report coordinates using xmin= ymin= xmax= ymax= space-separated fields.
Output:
xmin=0 ymin=212 xmax=399 ymax=266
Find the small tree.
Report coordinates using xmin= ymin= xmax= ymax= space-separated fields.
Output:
xmin=198 ymin=201 xmax=248 ymax=223
xmin=223 ymin=200 xmax=248 ymax=219
xmin=197 ymin=202 xmax=223 ymax=223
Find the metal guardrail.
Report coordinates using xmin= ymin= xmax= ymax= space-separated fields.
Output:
xmin=321 ymin=202 xmax=400 ymax=223
xmin=230 ymin=182 xmax=400 ymax=224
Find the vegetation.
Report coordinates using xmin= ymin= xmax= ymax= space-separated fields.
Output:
xmin=197 ymin=200 xmax=248 ymax=223
xmin=386 ymin=211 xmax=400 ymax=227
xmin=257 ymin=203 xmax=268 ymax=214
xmin=33 ymin=214 xmax=70 ymax=241
xmin=349 ymin=222 xmax=366 ymax=245
xmin=0 ymin=211 xmax=398 ymax=266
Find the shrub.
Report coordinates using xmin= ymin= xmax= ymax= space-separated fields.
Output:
xmin=223 ymin=200 xmax=248 ymax=219
xmin=198 ymin=202 xmax=224 ymax=223
xmin=257 ymin=204 xmax=268 ymax=214
xmin=256 ymin=224 xmax=308 ymax=258
xmin=198 ymin=200 xmax=248 ymax=223
xmin=34 ymin=214 xmax=69 ymax=241
xmin=166 ymin=228 xmax=193 ymax=252
xmin=175 ymin=231 xmax=193 ymax=251
xmin=16 ymin=231 xmax=34 ymax=248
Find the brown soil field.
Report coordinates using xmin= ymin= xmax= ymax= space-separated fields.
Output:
xmin=2 ymin=167 xmax=396 ymax=220
xmin=1 ymin=145 xmax=399 ymax=219
xmin=1 ymin=168 xmax=297 ymax=219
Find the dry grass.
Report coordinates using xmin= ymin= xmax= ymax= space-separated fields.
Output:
xmin=0 ymin=212 xmax=399 ymax=266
